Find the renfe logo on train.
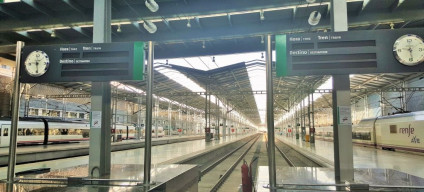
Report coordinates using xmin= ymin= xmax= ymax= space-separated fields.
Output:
xmin=398 ymin=124 xmax=420 ymax=144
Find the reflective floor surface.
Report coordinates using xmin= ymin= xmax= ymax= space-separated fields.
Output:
xmin=256 ymin=166 xmax=424 ymax=192
xmin=0 ymin=134 xmax=249 ymax=180
xmin=278 ymin=135 xmax=424 ymax=178
xmin=0 ymin=164 xmax=199 ymax=192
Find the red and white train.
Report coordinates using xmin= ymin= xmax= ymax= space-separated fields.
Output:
xmin=315 ymin=111 xmax=424 ymax=153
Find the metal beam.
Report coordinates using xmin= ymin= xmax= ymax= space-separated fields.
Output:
xmin=227 ymin=14 xmax=233 ymax=27
xmin=359 ymin=0 xmax=372 ymax=15
xmin=72 ymin=27 xmax=91 ymax=38
xmin=0 ymin=4 xmax=22 ymax=20
xmin=16 ymin=31 xmax=42 ymax=42
xmin=194 ymin=17 xmax=203 ymax=29
xmin=62 ymin=0 xmax=85 ymax=15
xmin=163 ymin=19 xmax=174 ymax=31
xmin=391 ymin=0 xmax=406 ymax=12
xmin=132 ymin=22 xmax=145 ymax=33
xmin=22 ymin=0 xmax=55 ymax=17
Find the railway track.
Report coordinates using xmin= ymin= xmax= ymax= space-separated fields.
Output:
xmin=178 ymin=134 xmax=322 ymax=191
xmin=275 ymin=139 xmax=322 ymax=167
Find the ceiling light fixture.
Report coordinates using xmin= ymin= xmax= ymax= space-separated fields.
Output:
xmin=212 ymin=56 xmax=215 ymax=62
xmin=117 ymin=24 xmax=122 ymax=32
xmin=260 ymin=10 xmax=265 ymax=21
xmin=261 ymin=36 xmax=264 ymax=44
xmin=308 ymin=11 xmax=321 ymax=26
xmin=187 ymin=18 xmax=191 ymax=28
xmin=306 ymin=0 xmax=316 ymax=3
xmin=390 ymin=23 xmax=395 ymax=29
xmin=261 ymin=52 xmax=264 ymax=59
xmin=145 ymin=0 xmax=159 ymax=12
xmin=202 ymin=41 xmax=206 ymax=49
xmin=143 ymin=20 xmax=157 ymax=33
xmin=51 ymin=30 xmax=56 ymax=38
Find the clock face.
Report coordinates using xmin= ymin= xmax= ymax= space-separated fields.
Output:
xmin=24 ymin=50 xmax=50 ymax=77
xmin=393 ymin=34 xmax=424 ymax=66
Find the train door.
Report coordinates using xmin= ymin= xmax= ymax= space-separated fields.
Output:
xmin=0 ymin=124 xmax=11 ymax=147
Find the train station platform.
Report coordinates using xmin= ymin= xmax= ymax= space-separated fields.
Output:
xmin=256 ymin=166 xmax=424 ymax=191
xmin=0 ymin=134 xmax=252 ymax=180
xmin=0 ymin=135 xmax=205 ymax=166
xmin=277 ymin=135 xmax=424 ymax=178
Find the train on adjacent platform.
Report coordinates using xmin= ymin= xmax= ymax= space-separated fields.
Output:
xmin=314 ymin=111 xmax=424 ymax=153
xmin=0 ymin=119 xmax=165 ymax=147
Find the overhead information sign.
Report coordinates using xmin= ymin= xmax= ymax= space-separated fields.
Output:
xmin=20 ymin=42 xmax=144 ymax=83
xmin=276 ymin=29 xmax=424 ymax=77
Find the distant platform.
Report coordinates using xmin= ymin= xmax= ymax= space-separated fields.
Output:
xmin=0 ymin=135 xmax=204 ymax=166
xmin=256 ymin=166 xmax=424 ymax=191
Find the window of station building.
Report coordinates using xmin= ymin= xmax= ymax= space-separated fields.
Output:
xmin=67 ymin=112 xmax=78 ymax=118
xmin=390 ymin=125 xmax=397 ymax=134
xmin=78 ymin=113 xmax=85 ymax=119
xmin=42 ymin=109 xmax=50 ymax=116
xmin=29 ymin=108 xmax=39 ymax=116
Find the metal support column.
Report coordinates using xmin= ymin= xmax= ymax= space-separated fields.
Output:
xmin=154 ymin=97 xmax=159 ymax=138
xmin=311 ymin=93 xmax=315 ymax=143
xmin=168 ymin=102 xmax=172 ymax=136
xmin=301 ymin=94 xmax=306 ymax=141
xmin=380 ymin=91 xmax=385 ymax=116
xmin=6 ymin=41 xmax=24 ymax=184
xmin=215 ymin=96 xmax=220 ymax=140
xmin=143 ymin=41 xmax=154 ymax=186
xmin=308 ymin=93 xmax=311 ymax=142
xmin=266 ymin=34 xmax=277 ymax=191
xmin=89 ymin=0 xmax=112 ymax=178
xmin=331 ymin=0 xmax=354 ymax=182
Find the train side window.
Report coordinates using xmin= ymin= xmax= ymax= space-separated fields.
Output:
xmin=390 ymin=125 xmax=397 ymax=134
xmin=3 ymin=128 xmax=8 ymax=136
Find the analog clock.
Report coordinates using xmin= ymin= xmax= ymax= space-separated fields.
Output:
xmin=24 ymin=50 xmax=50 ymax=77
xmin=393 ymin=34 xmax=424 ymax=66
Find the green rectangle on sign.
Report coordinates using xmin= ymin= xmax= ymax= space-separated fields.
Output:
xmin=133 ymin=41 xmax=144 ymax=80
xmin=276 ymin=35 xmax=287 ymax=77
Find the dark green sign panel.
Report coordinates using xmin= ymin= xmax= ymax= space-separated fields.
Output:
xmin=276 ymin=29 xmax=424 ymax=77
xmin=20 ymin=42 xmax=145 ymax=83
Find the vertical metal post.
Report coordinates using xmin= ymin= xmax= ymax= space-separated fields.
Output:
xmin=89 ymin=0 xmax=112 ymax=178
xmin=380 ymin=91 xmax=385 ymax=116
xmin=215 ymin=96 xmax=220 ymax=140
xmin=301 ymin=94 xmax=305 ymax=141
xmin=6 ymin=41 xmax=24 ymax=183
xmin=155 ymin=97 xmax=159 ymax=138
xmin=168 ymin=102 xmax=172 ymax=136
xmin=266 ymin=34 xmax=277 ymax=191
xmin=332 ymin=0 xmax=353 ymax=182
xmin=308 ymin=93 xmax=311 ymax=142
xmin=401 ymin=81 xmax=407 ymax=112
xmin=143 ymin=41 xmax=154 ymax=186
xmin=311 ymin=93 xmax=315 ymax=143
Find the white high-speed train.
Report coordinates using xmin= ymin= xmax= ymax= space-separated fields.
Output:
xmin=315 ymin=111 xmax=424 ymax=153
xmin=0 ymin=119 xmax=164 ymax=147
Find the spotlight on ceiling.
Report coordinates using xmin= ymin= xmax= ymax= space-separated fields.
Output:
xmin=51 ymin=30 xmax=56 ymax=38
xmin=212 ymin=56 xmax=215 ymax=62
xmin=306 ymin=0 xmax=316 ymax=3
xmin=261 ymin=52 xmax=264 ymax=59
xmin=187 ymin=18 xmax=191 ymax=28
xmin=143 ymin=20 xmax=157 ymax=34
xmin=260 ymin=10 xmax=265 ymax=21
xmin=145 ymin=0 xmax=159 ymax=12
xmin=308 ymin=11 xmax=321 ymax=26
xmin=117 ymin=24 xmax=122 ymax=33
xmin=261 ymin=36 xmax=264 ymax=44
xmin=202 ymin=41 xmax=206 ymax=49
